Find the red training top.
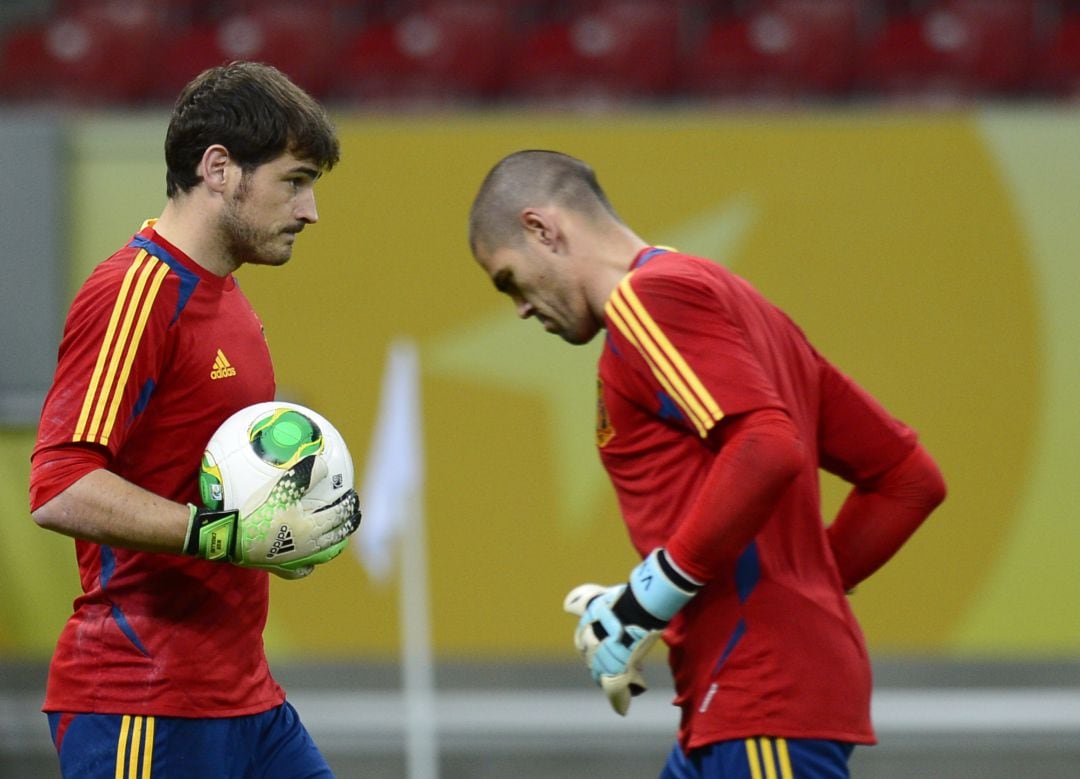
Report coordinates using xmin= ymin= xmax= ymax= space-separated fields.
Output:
xmin=30 ymin=222 xmax=283 ymax=717
xmin=597 ymin=248 xmax=919 ymax=750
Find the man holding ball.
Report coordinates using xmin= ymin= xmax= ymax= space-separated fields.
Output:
xmin=29 ymin=62 xmax=360 ymax=778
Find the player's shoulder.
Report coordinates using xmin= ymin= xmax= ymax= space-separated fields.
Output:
xmin=632 ymin=248 xmax=727 ymax=280
xmin=73 ymin=236 xmax=183 ymax=312
xmin=624 ymin=249 xmax=730 ymax=302
xmin=85 ymin=231 xmax=188 ymax=284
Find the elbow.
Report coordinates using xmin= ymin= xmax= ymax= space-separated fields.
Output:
xmin=29 ymin=459 xmax=106 ymax=537
xmin=783 ymin=428 xmax=810 ymax=480
xmin=771 ymin=408 xmax=811 ymax=483
xmin=919 ymin=451 xmax=948 ymax=511
xmin=899 ymin=443 xmax=947 ymax=512
xmin=881 ymin=443 xmax=948 ymax=516
xmin=728 ymin=409 xmax=809 ymax=491
xmin=31 ymin=500 xmax=66 ymax=533
xmin=749 ymin=414 xmax=808 ymax=491
xmin=31 ymin=488 xmax=83 ymax=536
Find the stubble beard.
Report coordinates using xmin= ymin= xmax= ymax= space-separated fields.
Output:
xmin=219 ymin=176 xmax=293 ymax=269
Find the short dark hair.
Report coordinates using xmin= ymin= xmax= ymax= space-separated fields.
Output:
xmin=468 ymin=150 xmax=619 ymax=255
xmin=165 ymin=61 xmax=340 ymax=198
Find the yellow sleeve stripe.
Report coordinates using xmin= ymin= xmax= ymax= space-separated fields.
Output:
xmin=74 ymin=252 xmax=169 ymax=446
xmin=605 ymin=275 xmax=723 ymax=437
xmin=607 ymin=294 xmax=706 ymax=435
xmin=616 ymin=278 xmax=723 ymax=423
xmin=606 ymin=287 xmax=711 ymax=437
xmin=98 ymin=260 xmax=170 ymax=445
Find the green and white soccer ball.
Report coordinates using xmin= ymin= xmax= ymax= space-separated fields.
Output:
xmin=199 ymin=401 xmax=354 ymax=512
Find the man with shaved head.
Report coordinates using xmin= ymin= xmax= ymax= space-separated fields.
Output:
xmin=469 ymin=150 xmax=946 ymax=779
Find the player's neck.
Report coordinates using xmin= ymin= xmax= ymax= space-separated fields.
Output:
xmin=583 ymin=224 xmax=648 ymax=318
xmin=154 ymin=197 xmax=239 ymax=278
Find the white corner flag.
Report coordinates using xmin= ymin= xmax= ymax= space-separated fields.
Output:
xmin=356 ymin=338 xmax=438 ymax=779
xmin=358 ymin=338 xmax=424 ymax=581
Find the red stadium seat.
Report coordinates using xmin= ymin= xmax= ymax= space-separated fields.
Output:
xmin=858 ymin=0 xmax=1038 ymax=101
xmin=680 ymin=0 xmax=860 ymax=102
xmin=148 ymin=5 xmax=344 ymax=103
xmin=60 ymin=0 xmax=205 ymax=20
xmin=504 ymin=0 xmax=680 ymax=105
xmin=1030 ymin=10 xmax=1080 ymax=98
xmin=0 ymin=13 xmax=158 ymax=104
xmin=328 ymin=2 xmax=515 ymax=105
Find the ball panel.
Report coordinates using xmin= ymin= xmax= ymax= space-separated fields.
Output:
xmin=250 ymin=408 xmax=324 ymax=468
xmin=198 ymin=453 xmax=225 ymax=510
xmin=199 ymin=401 xmax=354 ymax=512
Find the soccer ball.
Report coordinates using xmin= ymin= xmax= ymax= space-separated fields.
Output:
xmin=199 ymin=401 xmax=354 ymax=512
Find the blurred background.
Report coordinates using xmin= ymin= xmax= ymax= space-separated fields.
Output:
xmin=2 ymin=0 xmax=1080 ymax=777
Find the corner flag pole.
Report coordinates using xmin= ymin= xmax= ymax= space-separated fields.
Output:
xmin=358 ymin=339 xmax=438 ymax=779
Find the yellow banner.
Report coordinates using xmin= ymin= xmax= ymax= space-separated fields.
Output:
xmin=4 ymin=111 xmax=1078 ymax=659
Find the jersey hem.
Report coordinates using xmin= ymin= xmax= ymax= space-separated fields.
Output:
xmin=683 ymin=726 xmax=876 ymax=752
xmin=42 ymin=691 xmax=286 ymax=719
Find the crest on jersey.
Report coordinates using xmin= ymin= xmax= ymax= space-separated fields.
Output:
xmin=596 ymin=378 xmax=615 ymax=448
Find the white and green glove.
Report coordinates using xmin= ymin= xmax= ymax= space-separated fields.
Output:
xmin=185 ymin=454 xmax=361 ymax=579
xmin=564 ymin=548 xmax=701 ymax=715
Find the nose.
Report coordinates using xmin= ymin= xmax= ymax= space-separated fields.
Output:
xmin=513 ymin=295 xmax=534 ymax=319
xmin=296 ymin=189 xmax=319 ymax=224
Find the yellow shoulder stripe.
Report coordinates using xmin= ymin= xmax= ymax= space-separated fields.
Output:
xmin=605 ymin=275 xmax=723 ymax=437
xmin=74 ymin=251 xmax=169 ymax=446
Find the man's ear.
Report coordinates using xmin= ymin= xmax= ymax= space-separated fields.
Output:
xmin=198 ymin=144 xmax=232 ymax=194
xmin=519 ymin=207 xmax=559 ymax=251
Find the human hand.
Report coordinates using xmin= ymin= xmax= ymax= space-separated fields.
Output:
xmin=185 ymin=454 xmax=361 ymax=577
xmin=562 ymin=549 xmax=701 ymax=715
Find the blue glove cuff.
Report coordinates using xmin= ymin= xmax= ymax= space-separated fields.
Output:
xmin=627 ymin=548 xmax=702 ymax=623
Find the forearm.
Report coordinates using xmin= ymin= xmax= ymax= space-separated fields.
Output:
xmin=826 ymin=444 xmax=946 ymax=591
xmin=570 ymin=410 xmax=805 ymax=714
xmin=31 ymin=468 xmax=190 ymax=553
xmin=666 ymin=409 xmax=806 ymax=582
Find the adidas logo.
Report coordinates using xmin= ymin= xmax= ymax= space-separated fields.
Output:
xmin=267 ymin=525 xmax=296 ymax=558
xmin=210 ymin=349 xmax=237 ymax=380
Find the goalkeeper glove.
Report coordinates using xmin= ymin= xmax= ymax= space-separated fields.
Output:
xmin=563 ymin=548 xmax=701 ymax=715
xmin=184 ymin=454 xmax=362 ymax=579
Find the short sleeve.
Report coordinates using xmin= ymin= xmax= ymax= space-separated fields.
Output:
xmin=34 ymin=251 xmax=177 ymax=459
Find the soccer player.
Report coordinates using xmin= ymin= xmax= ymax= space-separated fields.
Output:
xmin=29 ymin=62 xmax=361 ymax=778
xmin=468 ymin=150 xmax=946 ymax=778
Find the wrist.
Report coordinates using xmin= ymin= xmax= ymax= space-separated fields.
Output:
xmin=184 ymin=503 xmax=238 ymax=560
xmin=616 ymin=548 xmax=702 ymax=627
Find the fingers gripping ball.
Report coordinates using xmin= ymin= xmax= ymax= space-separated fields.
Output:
xmin=186 ymin=454 xmax=362 ymax=577
xmin=188 ymin=402 xmax=362 ymax=577
xmin=236 ymin=454 xmax=360 ymax=569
